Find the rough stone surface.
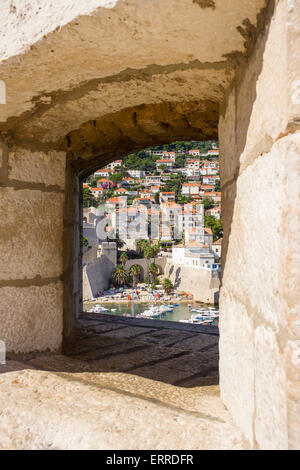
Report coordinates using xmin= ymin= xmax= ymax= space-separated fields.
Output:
xmin=285 ymin=340 xmax=300 ymax=450
xmin=254 ymin=326 xmax=288 ymax=449
xmin=219 ymin=290 xmax=255 ymax=446
xmin=0 ymin=0 xmax=266 ymax=153
xmin=222 ymin=142 xmax=288 ymax=332
xmin=0 ymin=365 xmax=241 ymax=450
xmin=236 ymin=0 xmax=288 ymax=171
xmin=0 ymin=187 xmax=64 ymax=280
xmin=219 ymin=89 xmax=237 ymax=187
xmin=219 ymin=1 xmax=300 ymax=446
xmin=0 ymin=0 xmax=299 ymax=450
xmin=0 ymin=316 xmax=244 ymax=450
xmin=8 ymin=148 xmax=66 ymax=188
xmin=164 ymin=259 xmax=220 ymax=304
xmin=0 ymin=282 xmax=63 ymax=353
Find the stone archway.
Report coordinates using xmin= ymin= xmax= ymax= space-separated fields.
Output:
xmin=0 ymin=0 xmax=299 ymax=449
xmin=125 ymin=260 xmax=145 ymax=281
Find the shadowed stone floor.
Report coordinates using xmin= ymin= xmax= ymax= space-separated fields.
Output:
xmin=0 ymin=315 xmax=245 ymax=449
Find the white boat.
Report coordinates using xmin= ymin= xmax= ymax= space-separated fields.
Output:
xmin=190 ymin=312 xmax=219 ymax=322
xmin=93 ymin=306 xmax=109 ymax=312
xmin=141 ymin=309 xmax=160 ymax=318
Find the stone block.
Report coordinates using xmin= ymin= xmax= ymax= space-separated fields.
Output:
xmin=219 ymin=89 xmax=238 ymax=187
xmin=287 ymin=0 xmax=300 ymax=126
xmin=0 ymin=282 xmax=63 ymax=353
xmin=8 ymin=149 xmax=66 ymax=189
xmin=222 ymin=133 xmax=300 ymax=333
xmin=254 ymin=326 xmax=288 ymax=449
xmin=284 ymin=340 xmax=300 ymax=450
xmin=0 ymin=188 xmax=64 ymax=280
xmin=237 ymin=0 xmax=288 ymax=171
xmin=219 ymin=288 xmax=255 ymax=446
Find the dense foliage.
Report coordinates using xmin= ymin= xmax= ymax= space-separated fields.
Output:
xmin=204 ymin=215 xmax=223 ymax=241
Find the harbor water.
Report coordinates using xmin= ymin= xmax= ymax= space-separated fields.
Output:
xmin=83 ymin=301 xmax=217 ymax=323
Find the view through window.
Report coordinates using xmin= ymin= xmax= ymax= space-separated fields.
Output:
xmin=82 ymin=140 xmax=222 ymax=325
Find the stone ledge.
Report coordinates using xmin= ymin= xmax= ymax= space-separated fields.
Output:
xmin=80 ymin=312 xmax=219 ymax=335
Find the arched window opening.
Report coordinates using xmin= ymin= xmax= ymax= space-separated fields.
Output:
xmin=80 ymin=140 xmax=222 ymax=326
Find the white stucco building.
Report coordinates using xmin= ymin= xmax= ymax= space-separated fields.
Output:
xmin=172 ymin=243 xmax=215 ymax=268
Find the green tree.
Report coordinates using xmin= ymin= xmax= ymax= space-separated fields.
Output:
xmin=214 ymin=179 xmax=221 ymax=192
xmin=151 ymin=241 xmax=161 ymax=263
xmin=144 ymin=244 xmax=154 ymax=263
xmin=158 ymin=164 xmax=167 ymax=173
xmin=115 ymin=232 xmax=125 ymax=249
xmin=82 ymin=236 xmax=89 ymax=247
xmin=109 ymin=173 xmax=123 ymax=184
xmin=212 ymin=219 xmax=223 ymax=241
xmin=148 ymin=262 xmax=159 ymax=284
xmin=112 ymin=266 xmax=129 ymax=287
xmin=202 ymin=197 xmax=215 ymax=210
xmin=83 ymin=187 xmax=94 ymax=208
xmin=129 ymin=264 xmax=142 ymax=287
xmin=204 ymin=215 xmax=223 ymax=241
xmin=136 ymin=239 xmax=149 ymax=256
xmin=162 ymin=278 xmax=174 ymax=294
xmin=120 ymin=251 xmax=128 ymax=268
xmin=175 ymin=154 xmax=186 ymax=168
xmin=177 ymin=195 xmax=193 ymax=204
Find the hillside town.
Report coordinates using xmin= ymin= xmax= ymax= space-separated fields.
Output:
xmin=82 ymin=141 xmax=222 ymax=323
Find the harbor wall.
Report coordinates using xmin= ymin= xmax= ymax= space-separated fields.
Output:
xmin=83 ymin=242 xmax=117 ymax=298
xmin=164 ymin=260 xmax=220 ymax=304
xmin=83 ymin=254 xmax=115 ymax=299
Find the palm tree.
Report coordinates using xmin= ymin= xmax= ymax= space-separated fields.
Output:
xmin=112 ymin=266 xmax=129 ymax=287
xmin=115 ymin=231 xmax=125 ymax=249
xmin=144 ymin=244 xmax=154 ymax=280
xmin=162 ymin=278 xmax=174 ymax=294
xmin=120 ymin=251 xmax=128 ymax=268
xmin=151 ymin=241 xmax=161 ymax=263
xmin=144 ymin=244 xmax=154 ymax=262
xmin=136 ymin=239 xmax=148 ymax=257
xmin=148 ymin=262 xmax=159 ymax=285
xmin=129 ymin=264 xmax=142 ymax=288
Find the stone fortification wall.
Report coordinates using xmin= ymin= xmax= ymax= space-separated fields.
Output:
xmin=164 ymin=259 xmax=220 ymax=304
xmin=219 ymin=0 xmax=300 ymax=450
xmin=0 ymin=144 xmax=66 ymax=353
xmin=83 ymin=242 xmax=117 ymax=298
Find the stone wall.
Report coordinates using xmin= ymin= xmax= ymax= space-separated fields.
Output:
xmin=82 ymin=242 xmax=117 ymax=298
xmin=0 ymin=0 xmax=299 ymax=450
xmin=82 ymin=255 xmax=114 ymax=299
xmin=82 ymin=225 xmax=99 ymax=264
xmin=219 ymin=0 xmax=300 ymax=450
xmin=164 ymin=260 xmax=220 ymax=304
xmin=0 ymin=142 xmax=66 ymax=353
xmin=125 ymin=258 xmax=166 ymax=281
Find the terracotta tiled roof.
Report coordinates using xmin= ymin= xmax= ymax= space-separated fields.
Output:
xmin=107 ymin=197 xmax=123 ymax=203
